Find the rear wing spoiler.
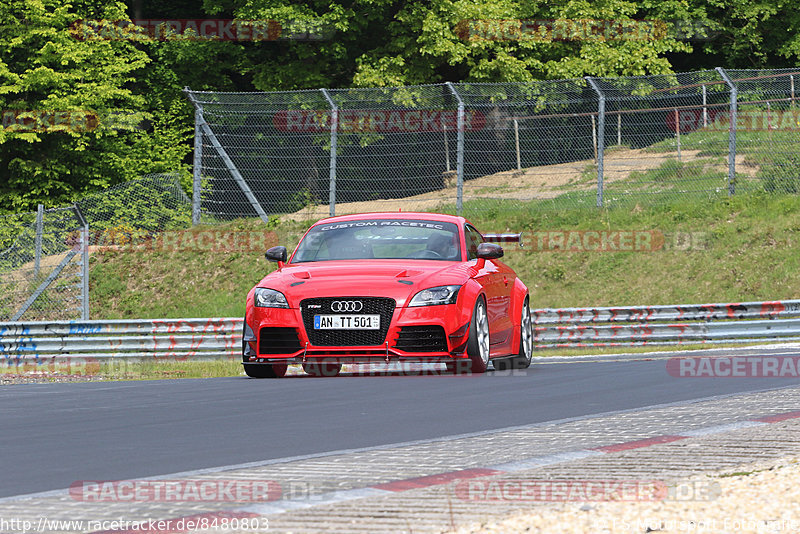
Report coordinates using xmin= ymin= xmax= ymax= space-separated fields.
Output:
xmin=482 ymin=233 xmax=524 ymax=248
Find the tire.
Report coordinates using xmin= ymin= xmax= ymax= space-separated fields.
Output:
xmin=509 ymin=296 xmax=533 ymax=369
xmin=244 ymin=362 xmax=288 ymax=378
xmin=493 ymin=357 xmax=513 ymax=371
xmin=303 ymin=361 xmax=342 ymax=377
xmin=461 ymin=296 xmax=489 ymax=374
xmin=445 ymin=360 xmax=471 ymax=374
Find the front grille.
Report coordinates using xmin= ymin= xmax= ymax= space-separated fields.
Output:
xmin=301 ymin=297 xmax=395 ymax=346
xmin=395 ymin=325 xmax=448 ymax=352
xmin=259 ymin=327 xmax=302 ymax=354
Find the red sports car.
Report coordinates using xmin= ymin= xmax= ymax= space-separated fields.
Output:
xmin=242 ymin=212 xmax=532 ymax=377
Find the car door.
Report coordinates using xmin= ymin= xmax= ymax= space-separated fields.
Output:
xmin=465 ymin=225 xmax=512 ymax=350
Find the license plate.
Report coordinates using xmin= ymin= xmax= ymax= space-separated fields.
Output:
xmin=314 ymin=314 xmax=380 ymax=330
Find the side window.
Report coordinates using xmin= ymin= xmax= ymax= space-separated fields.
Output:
xmin=464 ymin=225 xmax=483 ymax=260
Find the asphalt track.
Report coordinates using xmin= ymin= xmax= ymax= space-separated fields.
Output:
xmin=2 ymin=351 xmax=798 ymax=498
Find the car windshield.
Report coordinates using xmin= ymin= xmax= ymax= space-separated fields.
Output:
xmin=292 ymin=219 xmax=462 ymax=262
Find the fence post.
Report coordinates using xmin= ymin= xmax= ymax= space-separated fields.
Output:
xmin=191 ymin=106 xmax=203 ymax=226
xmin=513 ymin=119 xmax=521 ymax=170
xmin=586 ymin=77 xmax=606 ymax=207
xmin=74 ymin=204 xmax=89 ymax=320
xmin=34 ymin=204 xmax=43 ymax=279
xmin=443 ymin=125 xmax=451 ymax=172
xmin=320 ymin=88 xmax=338 ymax=217
xmin=445 ymin=82 xmax=465 ymax=215
xmin=81 ymin=223 xmax=89 ymax=320
xmin=716 ymin=67 xmax=737 ymax=196
xmin=184 ymin=88 xmax=270 ymax=224
xmin=702 ymin=84 xmax=708 ymax=127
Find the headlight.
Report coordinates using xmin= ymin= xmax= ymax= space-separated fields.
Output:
xmin=254 ymin=288 xmax=289 ymax=308
xmin=408 ymin=285 xmax=460 ymax=307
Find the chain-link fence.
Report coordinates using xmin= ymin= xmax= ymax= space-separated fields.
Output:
xmin=76 ymin=173 xmax=192 ymax=245
xmin=0 ymin=206 xmax=87 ymax=322
xmin=185 ymin=67 xmax=800 ymax=222
xmin=0 ymin=174 xmax=191 ymax=321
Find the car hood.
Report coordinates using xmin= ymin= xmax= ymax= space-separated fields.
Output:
xmin=256 ymin=259 xmax=479 ymax=308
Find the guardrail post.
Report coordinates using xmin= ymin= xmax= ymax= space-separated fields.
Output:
xmin=586 ymin=77 xmax=606 ymax=207
xmin=716 ymin=67 xmax=737 ymax=196
xmin=320 ymin=88 xmax=338 ymax=217
xmin=184 ymin=88 xmax=270 ymax=224
xmin=446 ymin=82 xmax=465 ymax=215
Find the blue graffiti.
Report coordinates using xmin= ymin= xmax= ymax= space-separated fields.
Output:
xmin=0 ymin=326 xmax=8 ymax=366
xmin=18 ymin=326 xmax=39 ymax=366
xmin=69 ymin=323 xmax=102 ymax=335
xmin=0 ymin=325 xmax=39 ymax=368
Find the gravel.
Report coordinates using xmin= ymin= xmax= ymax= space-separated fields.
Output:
xmin=0 ymin=373 xmax=106 ymax=385
xmin=453 ymin=456 xmax=800 ymax=533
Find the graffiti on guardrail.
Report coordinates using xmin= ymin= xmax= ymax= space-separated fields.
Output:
xmin=533 ymin=299 xmax=800 ymax=325
xmin=1 ymin=318 xmax=243 ymax=375
xmin=4 ymin=300 xmax=800 ymax=373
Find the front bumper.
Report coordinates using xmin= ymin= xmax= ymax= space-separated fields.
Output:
xmin=244 ymin=303 xmax=471 ymax=364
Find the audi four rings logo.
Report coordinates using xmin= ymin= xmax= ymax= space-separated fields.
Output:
xmin=331 ymin=300 xmax=363 ymax=312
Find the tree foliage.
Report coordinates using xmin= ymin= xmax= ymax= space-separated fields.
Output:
xmin=1 ymin=0 xmax=799 ymax=213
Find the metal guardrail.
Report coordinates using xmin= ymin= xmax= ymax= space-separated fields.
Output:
xmin=0 ymin=318 xmax=242 ymax=368
xmin=533 ymin=299 xmax=800 ymax=348
xmin=3 ymin=300 xmax=800 ymax=368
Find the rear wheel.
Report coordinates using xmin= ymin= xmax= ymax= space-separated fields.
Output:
xmin=244 ymin=363 xmax=288 ymax=378
xmin=459 ymin=297 xmax=489 ymax=374
xmin=303 ymin=361 xmax=342 ymax=377
xmin=493 ymin=357 xmax=513 ymax=371
xmin=508 ymin=296 xmax=533 ymax=369
xmin=491 ymin=297 xmax=532 ymax=372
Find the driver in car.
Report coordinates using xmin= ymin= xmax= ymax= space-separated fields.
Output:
xmin=425 ymin=232 xmax=456 ymax=259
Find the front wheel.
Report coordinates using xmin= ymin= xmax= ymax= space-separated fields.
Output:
xmin=461 ymin=297 xmax=489 ymax=374
xmin=243 ymin=363 xmax=288 ymax=378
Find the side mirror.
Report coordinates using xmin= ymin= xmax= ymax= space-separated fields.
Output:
xmin=476 ymin=242 xmax=504 ymax=260
xmin=265 ymin=246 xmax=288 ymax=263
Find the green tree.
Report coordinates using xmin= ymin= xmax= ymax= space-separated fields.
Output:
xmin=220 ymin=0 xmax=701 ymax=89
xmin=0 ymin=0 xmax=192 ymax=213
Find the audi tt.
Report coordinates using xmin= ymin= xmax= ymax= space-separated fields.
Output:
xmin=242 ymin=212 xmax=532 ymax=377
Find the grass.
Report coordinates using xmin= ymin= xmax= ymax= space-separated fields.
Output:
xmin=88 ymin=190 xmax=800 ymax=318
xmin=99 ymin=359 xmax=244 ymax=380
xmin=1 ymin=359 xmax=245 ymax=381
xmin=21 ymin=119 xmax=800 ymax=379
